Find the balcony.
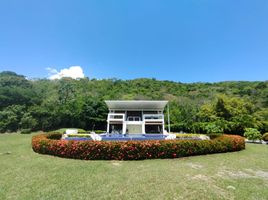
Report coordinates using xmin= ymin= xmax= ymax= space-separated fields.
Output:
xmin=108 ymin=113 xmax=125 ymax=121
xmin=127 ymin=116 xmax=141 ymax=121
xmin=143 ymin=114 xmax=164 ymax=122
xmin=108 ymin=113 xmax=164 ymax=123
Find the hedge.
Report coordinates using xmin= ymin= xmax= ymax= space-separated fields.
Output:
xmin=262 ymin=133 xmax=268 ymax=141
xmin=65 ymin=134 xmax=92 ymax=138
xmin=32 ymin=133 xmax=245 ymax=160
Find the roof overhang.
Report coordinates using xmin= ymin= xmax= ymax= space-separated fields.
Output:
xmin=105 ymin=100 xmax=168 ymax=110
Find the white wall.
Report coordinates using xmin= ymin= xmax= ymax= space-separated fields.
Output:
xmin=127 ymin=125 xmax=143 ymax=134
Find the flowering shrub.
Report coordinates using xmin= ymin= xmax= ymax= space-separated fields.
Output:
xmin=32 ymin=133 xmax=245 ymax=160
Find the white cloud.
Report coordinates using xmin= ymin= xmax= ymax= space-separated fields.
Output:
xmin=46 ymin=67 xmax=58 ymax=74
xmin=46 ymin=66 xmax=85 ymax=80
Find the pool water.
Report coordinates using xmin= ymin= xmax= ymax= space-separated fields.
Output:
xmin=101 ymin=134 xmax=167 ymax=141
xmin=64 ymin=137 xmax=93 ymax=141
xmin=64 ymin=134 xmax=168 ymax=141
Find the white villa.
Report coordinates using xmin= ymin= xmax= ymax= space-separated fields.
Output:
xmin=105 ymin=100 xmax=169 ymax=134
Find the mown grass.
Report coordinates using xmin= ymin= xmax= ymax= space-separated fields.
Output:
xmin=0 ymin=133 xmax=268 ymax=200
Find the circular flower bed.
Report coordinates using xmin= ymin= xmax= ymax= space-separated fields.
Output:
xmin=32 ymin=133 xmax=245 ymax=160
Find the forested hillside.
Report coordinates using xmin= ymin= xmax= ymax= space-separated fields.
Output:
xmin=0 ymin=71 xmax=267 ymax=135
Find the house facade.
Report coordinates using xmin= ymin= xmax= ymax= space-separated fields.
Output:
xmin=105 ymin=100 xmax=168 ymax=134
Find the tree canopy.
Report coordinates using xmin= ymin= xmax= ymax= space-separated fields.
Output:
xmin=0 ymin=71 xmax=267 ymax=134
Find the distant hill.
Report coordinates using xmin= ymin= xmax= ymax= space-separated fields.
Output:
xmin=0 ymin=71 xmax=267 ymax=134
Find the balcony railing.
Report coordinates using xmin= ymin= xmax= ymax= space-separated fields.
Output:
xmin=108 ymin=113 xmax=125 ymax=121
xmin=108 ymin=113 xmax=164 ymax=122
xmin=127 ymin=116 xmax=141 ymax=121
xmin=143 ymin=114 xmax=164 ymax=121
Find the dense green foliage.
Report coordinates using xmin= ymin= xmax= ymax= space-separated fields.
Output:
xmin=32 ymin=133 xmax=245 ymax=160
xmin=244 ymin=128 xmax=262 ymax=141
xmin=0 ymin=71 xmax=268 ymax=134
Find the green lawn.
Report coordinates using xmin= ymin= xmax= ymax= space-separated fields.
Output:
xmin=0 ymin=133 xmax=268 ymax=200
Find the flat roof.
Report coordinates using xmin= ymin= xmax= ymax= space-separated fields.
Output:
xmin=105 ymin=100 xmax=168 ymax=110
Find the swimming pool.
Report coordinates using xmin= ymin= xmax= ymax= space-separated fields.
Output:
xmin=64 ymin=134 xmax=169 ymax=141
xmin=101 ymin=134 xmax=167 ymax=141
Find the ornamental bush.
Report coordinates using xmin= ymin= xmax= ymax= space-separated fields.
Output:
xmin=65 ymin=134 xmax=91 ymax=138
xmin=262 ymin=133 xmax=268 ymax=141
xmin=244 ymin=128 xmax=262 ymax=141
xmin=20 ymin=128 xmax=31 ymax=134
xmin=32 ymin=133 xmax=245 ymax=160
xmin=47 ymin=133 xmax=62 ymax=140
xmin=94 ymin=130 xmax=106 ymax=134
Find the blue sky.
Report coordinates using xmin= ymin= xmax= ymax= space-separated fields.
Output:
xmin=0 ymin=0 xmax=267 ymax=82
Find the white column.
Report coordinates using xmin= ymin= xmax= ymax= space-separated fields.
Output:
xmin=107 ymin=122 xmax=110 ymax=133
xmin=167 ymin=103 xmax=171 ymax=133
xmin=123 ymin=122 xmax=127 ymax=134
xmin=142 ymin=122 xmax=146 ymax=134
xmin=161 ymin=114 xmax=165 ymax=134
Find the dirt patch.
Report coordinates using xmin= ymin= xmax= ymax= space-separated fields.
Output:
xmin=191 ymin=174 xmax=209 ymax=181
xmin=111 ymin=162 xmax=122 ymax=166
xmin=186 ymin=163 xmax=203 ymax=169
xmin=217 ymin=169 xmax=268 ymax=181
xmin=217 ymin=170 xmax=254 ymax=179
xmin=245 ymin=169 xmax=268 ymax=180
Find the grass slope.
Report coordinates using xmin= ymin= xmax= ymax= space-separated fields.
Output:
xmin=0 ymin=133 xmax=268 ymax=200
